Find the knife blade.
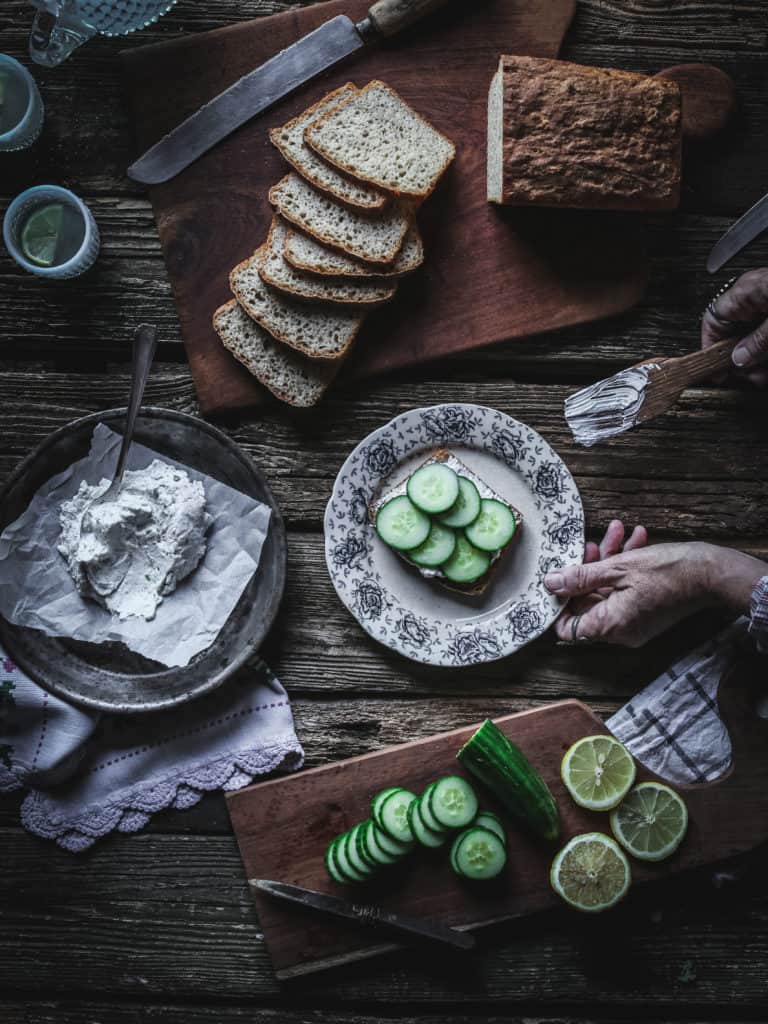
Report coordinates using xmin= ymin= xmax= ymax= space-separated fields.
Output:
xmin=707 ymin=191 xmax=768 ymax=273
xmin=128 ymin=0 xmax=453 ymax=185
xmin=252 ymin=879 xmax=476 ymax=950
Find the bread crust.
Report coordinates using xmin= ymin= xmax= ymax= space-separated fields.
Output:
xmin=269 ymin=84 xmax=390 ymax=213
xmin=230 ymin=248 xmax=365 ymax=362
xmin=304 ymin=80 xmax=456 ymax=201
xmin=489 ymin=56 xmax=682 ymax=211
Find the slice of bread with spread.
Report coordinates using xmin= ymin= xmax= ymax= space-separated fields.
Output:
xmin=369 ymin=449 xmax=523 ymax=597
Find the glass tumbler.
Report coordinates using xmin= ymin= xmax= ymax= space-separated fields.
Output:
xmin=3 ymin=184 xmax=100 ymax=279
xmin=0 ymin=54 xmax=44 ymax=152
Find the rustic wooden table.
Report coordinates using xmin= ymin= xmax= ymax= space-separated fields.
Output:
xmin=2 ymin=1 xmax=768 ymax=1020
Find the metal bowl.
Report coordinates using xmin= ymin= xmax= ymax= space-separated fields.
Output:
xmin=0 ymin=407 xmax=286 ymax=714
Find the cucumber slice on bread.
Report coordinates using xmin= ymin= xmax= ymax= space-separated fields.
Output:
xmin=406 ymin=463 xmax=459 ymax=514
xmin=376 ymin=495 xmax=431 ymax=551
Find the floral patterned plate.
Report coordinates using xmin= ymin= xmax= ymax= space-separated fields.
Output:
xmin=324 ymin=404 xmax=584 ymax=667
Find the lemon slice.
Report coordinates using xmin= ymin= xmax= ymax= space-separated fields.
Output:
xmin=20 ymin=202 xmax=65 ymax=267
xmin=550 ymin=832 xmax=631 ymax=912
xmin=561 ymin=734 xmax=636 ymax=811
xmin=610 ymin=781 xmax=688 ymax=862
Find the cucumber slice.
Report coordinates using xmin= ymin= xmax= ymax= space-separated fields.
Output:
xmin=408 ymin=798 xmax=448 ymax=848
xmin=451 ymin=827 xmax=507 ymax=880
xmin=325 ymin=837 xmax=348 ymax=884
xmin=418 ymin=786 xmax=448 ymax=834
xmin=333 ymin=832 xmax=367 ymax=883
xmin=474 ymin=811 xmax=506 ymax=844
xmin=345 ymin=824 xmax=375 ymax=878
xmin=437 ymin=476 xmax=481 ymax=528
xmin=406 ymin=463 xmax=459 ymax=515
xmin=375 ymin=826 xmax=413 ymax=858
xmin=355 ymin=820 xmax=379 ymax=868
xmin=371 ymin=787 xmax=402 ymax=829
xmin=441 ymin=535 xmax=491 ymax=584
xmin=428 ymin=775 xmax=478 ymax=829
xmin=376 ymin=496 xmax=431 ymax=551
xmin=365 ymin=820 xmax=400 ymax=865
xmin=464 ymin=498 xmax=517 ymax=552
xmin=378 ymin=789 xmax=417 ymax=843
xmin=408 ymin=522 xmax=457 ymax=567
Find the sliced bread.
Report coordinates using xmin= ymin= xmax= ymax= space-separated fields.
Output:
xmin=304 ymin=80 xmax=456 ymax=200
xmin=269 ymin=173 xmax=413 ymax=266
xmin=213 ymin=300 xmax=338 ymax=407
xmin=259 ymin=218 xmax=397 ymax=307
xmin=230 ymin=248 xmax=364 ymax=361
xmin=270 ymin=84 xmax=389 ymax=212
xmin=284 ymin=223 xmax=424 ymax=279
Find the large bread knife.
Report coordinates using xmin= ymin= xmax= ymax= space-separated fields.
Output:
xmin=707 ymin=191 xmax=768 ymax=273
xmin=127 ymin=0 xmax=453 ymax=185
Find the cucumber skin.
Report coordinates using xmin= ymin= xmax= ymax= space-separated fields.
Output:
xmin=457 ymin=719 xmax=560 ymax=842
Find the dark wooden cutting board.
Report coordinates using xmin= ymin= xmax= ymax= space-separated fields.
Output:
xmin=121 ymin=0 xmax=654 ymax=416
xmin=227 ymin=663 xmax=768 ymax=979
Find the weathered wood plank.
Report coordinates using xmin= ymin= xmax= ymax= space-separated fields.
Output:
xmin=1 ymin=212 xmax=767 ymax=371
xmin=1 ymin=830 xmax=766 ymax=1004
xmin=1 ymin=375 xmax=766 ymax=540
xmin=0 ymin=1005 xmax=745 ymax=1024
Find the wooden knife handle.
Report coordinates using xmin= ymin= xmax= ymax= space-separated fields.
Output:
xmin=367 ymin=0 xmax=451 ymax=37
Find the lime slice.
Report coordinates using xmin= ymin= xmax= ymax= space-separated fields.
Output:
xmin=20 ymin=202 xmax=65 ymax=267
xmin=550 ymin=832 xmax=631 ymax=912
xmin=561 ymin=734 xmax=636 ymax=811
xmin=610 ymin=781 xmax=688 ymax=862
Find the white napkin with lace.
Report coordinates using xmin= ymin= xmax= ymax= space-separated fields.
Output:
xmin=0 ymin=649 xmax=303 ymax=852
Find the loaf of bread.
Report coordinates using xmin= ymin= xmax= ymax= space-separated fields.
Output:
xmin=487 ymin=56 xmax=682 ymax=211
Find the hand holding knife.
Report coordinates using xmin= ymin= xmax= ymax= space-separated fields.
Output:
xmin=128 ymin=0 xmax=453 ymax=185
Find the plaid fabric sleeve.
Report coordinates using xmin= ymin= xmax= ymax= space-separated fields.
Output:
xmin=748 ymin=575 xmax=768 ymax=653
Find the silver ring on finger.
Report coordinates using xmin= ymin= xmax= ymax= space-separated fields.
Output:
xmin=570 ymin=613 xmax=596 ymax=646
xmin=703 ymin=276 xmax=740 ymax=328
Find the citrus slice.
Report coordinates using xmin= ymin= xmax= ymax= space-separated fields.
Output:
xmin=609 ymin=781 xmax=688 ymax=862
xmin=550 ymin=832 xmax=631 ymax=912
xmin=561 ymin=734 xmax=636 ymax=811
xmin=20 ymin=202 xmax=64 ymax=267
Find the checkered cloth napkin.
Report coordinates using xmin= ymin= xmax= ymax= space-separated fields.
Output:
xmin=0 ymin=652 xmax=303 ymax=852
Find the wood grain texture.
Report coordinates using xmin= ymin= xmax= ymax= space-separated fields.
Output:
xmin=228 ymin=669 xmax=768 ymax=977
xmin=120 ymin=0 xmax=654 ymax=415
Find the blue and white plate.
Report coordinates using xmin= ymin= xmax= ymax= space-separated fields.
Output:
xmin=324 ymin=404 xmax=584 ymax=667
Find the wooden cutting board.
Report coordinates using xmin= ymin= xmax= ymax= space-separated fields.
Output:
xmin=227 ymin=661 xmax=768 ymax=979
xmin=121 ymin=0 xmax=653 ymax=416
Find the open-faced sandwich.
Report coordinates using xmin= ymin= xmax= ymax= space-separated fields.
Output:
xmin=370 ymin=449 xmax=522 ymax=596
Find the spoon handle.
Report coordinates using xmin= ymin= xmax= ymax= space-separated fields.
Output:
xmin=113 ymin=324 xmax=158 ymax=489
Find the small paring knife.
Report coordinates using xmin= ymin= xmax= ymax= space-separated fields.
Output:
xmin=252 ymin=878 xmax=476 ymax=951
xmin=128 ymin=0 xmax=453 ymax=185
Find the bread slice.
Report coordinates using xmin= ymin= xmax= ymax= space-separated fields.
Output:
xmin=230 ymin=248 xmax=364 ymax=361
xmin=270 ymin=84 xmax=389 ymax=212
xmin=284 ymin=223 xmax=424 ymax=279
xmin=259 ymin=217 xmax=397 ymax=307
xmin=304 ymin=80 xmax=456 ymax=201
xmin=368 ymin=449 xmax=523 ymax=597
xmin=269 ymin=173 xmax=413 ymax=266
xmin=487 ymin=56 xmax=682 ymax=210
xmin=213 ymin=300 xmax=338 ymax=407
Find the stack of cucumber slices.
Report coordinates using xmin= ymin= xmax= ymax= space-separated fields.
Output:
xmin=325 ymin=777 xmax=509 ymax=884
xmin=375 ymin=462 xmax=517 ymax=585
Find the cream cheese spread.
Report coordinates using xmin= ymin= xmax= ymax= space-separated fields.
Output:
xmin=58 ymin=459 xmax=212 ymax=621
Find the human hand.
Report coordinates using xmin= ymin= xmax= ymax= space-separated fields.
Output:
xmin=702 ymin=269 xmax=768 ymax=388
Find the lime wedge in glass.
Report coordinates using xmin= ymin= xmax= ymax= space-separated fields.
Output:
xmin=20 ymin=202 xmax=65 ymax=267
xmin=561 ymin=734 xmax=636 ymax=811
xmin=550 ymin=832 xmax=631 ymax=912
xmin=610 ymin=781 xmax=688 ymax=862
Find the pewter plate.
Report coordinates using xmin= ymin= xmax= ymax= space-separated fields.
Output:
xmin=0 ymin=408 xmax=286 ymax=713
xmin=324 ymin=404 xmax=584 ymax=667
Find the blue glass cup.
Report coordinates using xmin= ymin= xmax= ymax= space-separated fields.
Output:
xmin=3 ymin=184 xmax=100 ymax=279
xmin=0 ymin=54 xmax=44 ymax=152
